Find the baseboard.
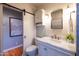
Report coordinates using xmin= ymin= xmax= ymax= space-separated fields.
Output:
xmin=3 ymin=44 xmax=23 ymax=52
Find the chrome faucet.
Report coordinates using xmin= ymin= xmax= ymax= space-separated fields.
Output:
xmin=51 ymin=34 xmax=60 ymax=40
xmin=53 ymin=34 xmax=56 ymax=39
xmin=54 ymin=34 xmax=60 ymax=40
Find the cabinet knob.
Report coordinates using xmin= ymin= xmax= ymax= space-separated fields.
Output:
xmin=44 ymin=48 xmax=47 ymax=51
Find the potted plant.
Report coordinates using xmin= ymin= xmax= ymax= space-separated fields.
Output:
xmin=65 ymin=33 xmax=74 ymax=43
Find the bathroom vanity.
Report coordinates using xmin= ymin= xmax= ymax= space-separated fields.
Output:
xmin=36 ymin=37 xmax=76 ymax=56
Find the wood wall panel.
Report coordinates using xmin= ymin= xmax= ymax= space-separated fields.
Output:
xmin=3 ymin=47 xmax=23 ymax=56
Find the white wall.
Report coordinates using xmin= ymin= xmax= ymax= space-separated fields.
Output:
xmin=9 ymin=3 xmax=36 ymax=14
xmin=35 ymin=3 xmax=76 ymax=40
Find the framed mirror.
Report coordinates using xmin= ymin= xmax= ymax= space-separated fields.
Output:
xmin=51 ymin=9 xmax=63 ymax=29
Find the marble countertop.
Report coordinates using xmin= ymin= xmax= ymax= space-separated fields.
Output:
xmin=36 ymin=37 xmax=76 ymax=53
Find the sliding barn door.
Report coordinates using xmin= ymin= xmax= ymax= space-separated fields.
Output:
xmin=23 ymin=13 xmax=35 ymax=53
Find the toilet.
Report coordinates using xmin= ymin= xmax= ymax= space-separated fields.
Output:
xmin=25 ymin=45 xmax=37 ymax=56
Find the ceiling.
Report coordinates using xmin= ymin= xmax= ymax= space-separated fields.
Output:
xmin=31 ymin=3 xmax=69 ymax=7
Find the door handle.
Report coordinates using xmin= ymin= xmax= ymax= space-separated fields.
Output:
xmin=23 ymin=36 xmax=26 ymax=39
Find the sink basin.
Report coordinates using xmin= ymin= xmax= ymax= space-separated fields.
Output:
xmin=52 ymin=39 xmax=62 ymax=43
xmin=42 ymin=37 xmax=64 ymax=43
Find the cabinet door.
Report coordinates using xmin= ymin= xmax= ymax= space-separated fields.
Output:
xmin=37 ymin=41 xmax=73 ymax=56
xmin=35 ymin=9 xmax=43 ymax=23
xmin=44 ymin=45 xmax=70 ymax=56
xmin=38 ymin=43 xmax=46 ymax=56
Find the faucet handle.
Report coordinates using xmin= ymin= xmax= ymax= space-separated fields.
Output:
xmin=54 ymin=34 xmax=56 ymax=39
xmin=58 ymin=37 xmax=60 ymax=40
xmin=51 ymin=36 xmax=54 ymax=38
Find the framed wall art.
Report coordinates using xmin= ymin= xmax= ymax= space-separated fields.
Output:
xmin=51 ymin=9 xmax=63 ymax=29
xmin=9 ymin=17 xmax=23 ymax=37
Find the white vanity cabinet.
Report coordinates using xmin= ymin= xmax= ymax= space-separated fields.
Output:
xmin=36 ymin=40 xmax=75 ymax=56
xmin=35 ymin=9 xmax=44 ymax=24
